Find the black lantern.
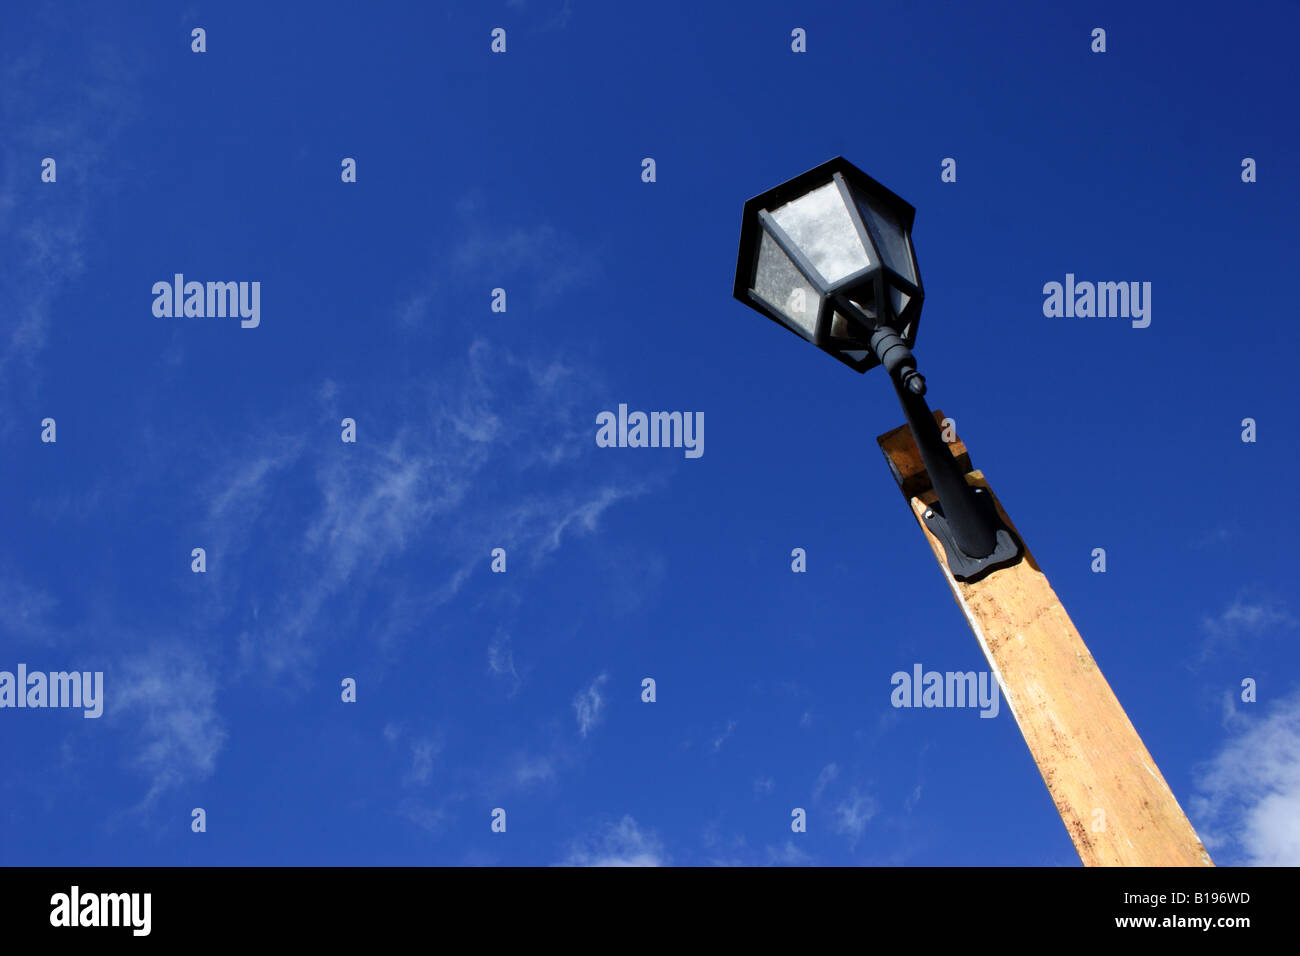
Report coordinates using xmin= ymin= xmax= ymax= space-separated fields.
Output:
xmin=732 ymin=156 xmax=924 ymax=374
xmin=733 ymin=157 xmax=1019 ymax=580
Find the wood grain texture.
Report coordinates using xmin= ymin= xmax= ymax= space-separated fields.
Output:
xmin=878 ymin=413 xmax=1213 ymax=867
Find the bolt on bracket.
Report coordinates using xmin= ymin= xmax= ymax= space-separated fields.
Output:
xmin=921 ymin=488 xmax=1021 ymax=581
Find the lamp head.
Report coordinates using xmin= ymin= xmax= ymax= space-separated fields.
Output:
xmin=733 ymin=157 xmax=924 ymax=373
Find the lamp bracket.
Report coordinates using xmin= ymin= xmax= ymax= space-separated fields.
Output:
xmin=922 ymin=489 xmax=1021 ymax=581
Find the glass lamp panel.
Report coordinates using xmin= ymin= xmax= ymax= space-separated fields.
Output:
xmin=842 ymin=350 xmax=869 ymax=361
xmin=855 ymin=196 xmax=915 ymax=283
xmin=753 ymin=230 xmax=821 ymax=338
xmin=889 ymin=285 xmax=911 ymax=318
xmin=845 ymin=288 xmax=876 ymax=321
xmin=770 ymin=182 xmax=871 ymax=284
xmin=830 ymin=310 xmax=854 ymax=339
xmin=830 ymin=308 xmax=871 ymax=342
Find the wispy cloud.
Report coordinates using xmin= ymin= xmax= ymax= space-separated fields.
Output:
xmin=537 ymin=486 xmax=640 ymax=555
xmin=711 ymin=719 xmax=737 ymax=753
xmin=205 ymin=443 xmax=305 ymax=569
xmin=399 ymin=801 xmax=450 ymax=835
xmin=0 ymin=29 xmax=139 ymax=413
xmin=112 ymin=645 xmax=226 ymax=808
xmin=449 ymin=176 xmax=598 ymax=289
xmin=396 ymin=792 xmax=465 ymax=837
xmin=451 ymin=221 xmax=594 ymax=304
xmin=0 ymin=574 xmax=60 ymax=646
xmin=1191 ymin=690 xmax=1300 ymax=865
xmin=812 ymin=762 xmax=839 ymax=801
xmin=405 ymin=737 xmax=442 ymax=787
xmin=904 ymin=784 xmax=922 ymax=814
xmin=1193 ymin=522 xmax=1240 ymax=549
xmin=197 ymin=338 xmax=644 ymax=683
xmin=28 ymin=258 xmax=643 ymax=815
xmin=381 ymin=724 xmax=445 ymax=788
xmin=766 ymin=841 xmax=814 ymax=866
xmin=562 ymin=816 xmax=666 ymax=866
xmin=833 ymin=788 xmax=878 ymax=849
xmin=513 ymin=754 xmax=556 ymax=788
xmin=488 ymin=633 xmax=521 ymax=693
xmin=399 ymin=200 xmax=598 ymax=332
xmin=573 ymin=673 xmax=609 ymax=738
xmin=1198 ymin=594 xmax=1296 ymax=663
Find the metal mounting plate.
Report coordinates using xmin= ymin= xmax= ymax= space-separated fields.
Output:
xmin=922 ymin=488 xmax=1021 ymax=582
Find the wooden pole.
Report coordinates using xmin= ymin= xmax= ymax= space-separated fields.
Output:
xmin=876 ymin=411 xmax=1213 ymax=867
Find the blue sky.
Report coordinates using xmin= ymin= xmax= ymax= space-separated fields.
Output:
xmin=2 ymin=0 xmax=1298 ymax=866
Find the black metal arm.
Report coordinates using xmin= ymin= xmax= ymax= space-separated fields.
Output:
xmin=859 ymin=316 xmax=1021 ymax=578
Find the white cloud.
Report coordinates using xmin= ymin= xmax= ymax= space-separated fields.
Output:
xmin=562 ymin=816 xmax=666 ymax=866
xmin=711 ymin=719 xmax=737 ymax=753
xmin=574 ymin=673 xmax=609 ymax=738
xmin=766 ymin=841 xmax=813 ymax=866
xmin=0 ymin=575 xmax=59 ymax=645
xmin=400 ymin=803 xmax=448 ymax=835
xmin=538 ymin=486 xmax=639 ymax=555
xmin=833 ymin=788 xmax=878 ymax=848
xmin=1202 ymin=597 xmax=1296 ymax=638
xmin=381 ymin=725 xmax=443 ymax=788
xmin=812 ymin=762 xmax=839 ymax=801
xmin=199 ymin=339 xmax=643 ymax=680
xmin=396 ymin=793 xmax=464 ymax=836
xmin=1191 ymin=690 xmax=1300 ymax=865
xmin=904 ymin=784 xmax=922 ymax=814
xmin=1198 ymin=595 xmax=1296 ymax=663
xmin=397 ymin=203 xmax=596 ymax=335
xmin=205 ymin=444 xmax=305 ymax=572
xmin=449 ymin=216 xmax=594 ymax=304
xmin=405 ymin=737 xmax=442 ymax=786
xmin=513 ymin=755 xmax=556 ymax=787
xmin=304 ymin=439 xmax=464 ymax=581
xmin=0 ymin=36 xmax=138 ymax=413
xmin=488 ymin=634 xmax=521 ymax=693
xmin=113 ymin=645 xmax=226 ymax=807
xmin=487 ymin=640 xmax=514 ymax=675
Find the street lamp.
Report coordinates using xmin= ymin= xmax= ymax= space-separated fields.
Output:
xmin=730 ymin=157 xmax=1214 ymax=867
xmin=732 ymin=156 xmax=1019 ymax=580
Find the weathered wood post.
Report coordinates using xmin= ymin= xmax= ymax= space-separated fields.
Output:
xmin=877 ymin=410 xmax=1213 ymax=867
